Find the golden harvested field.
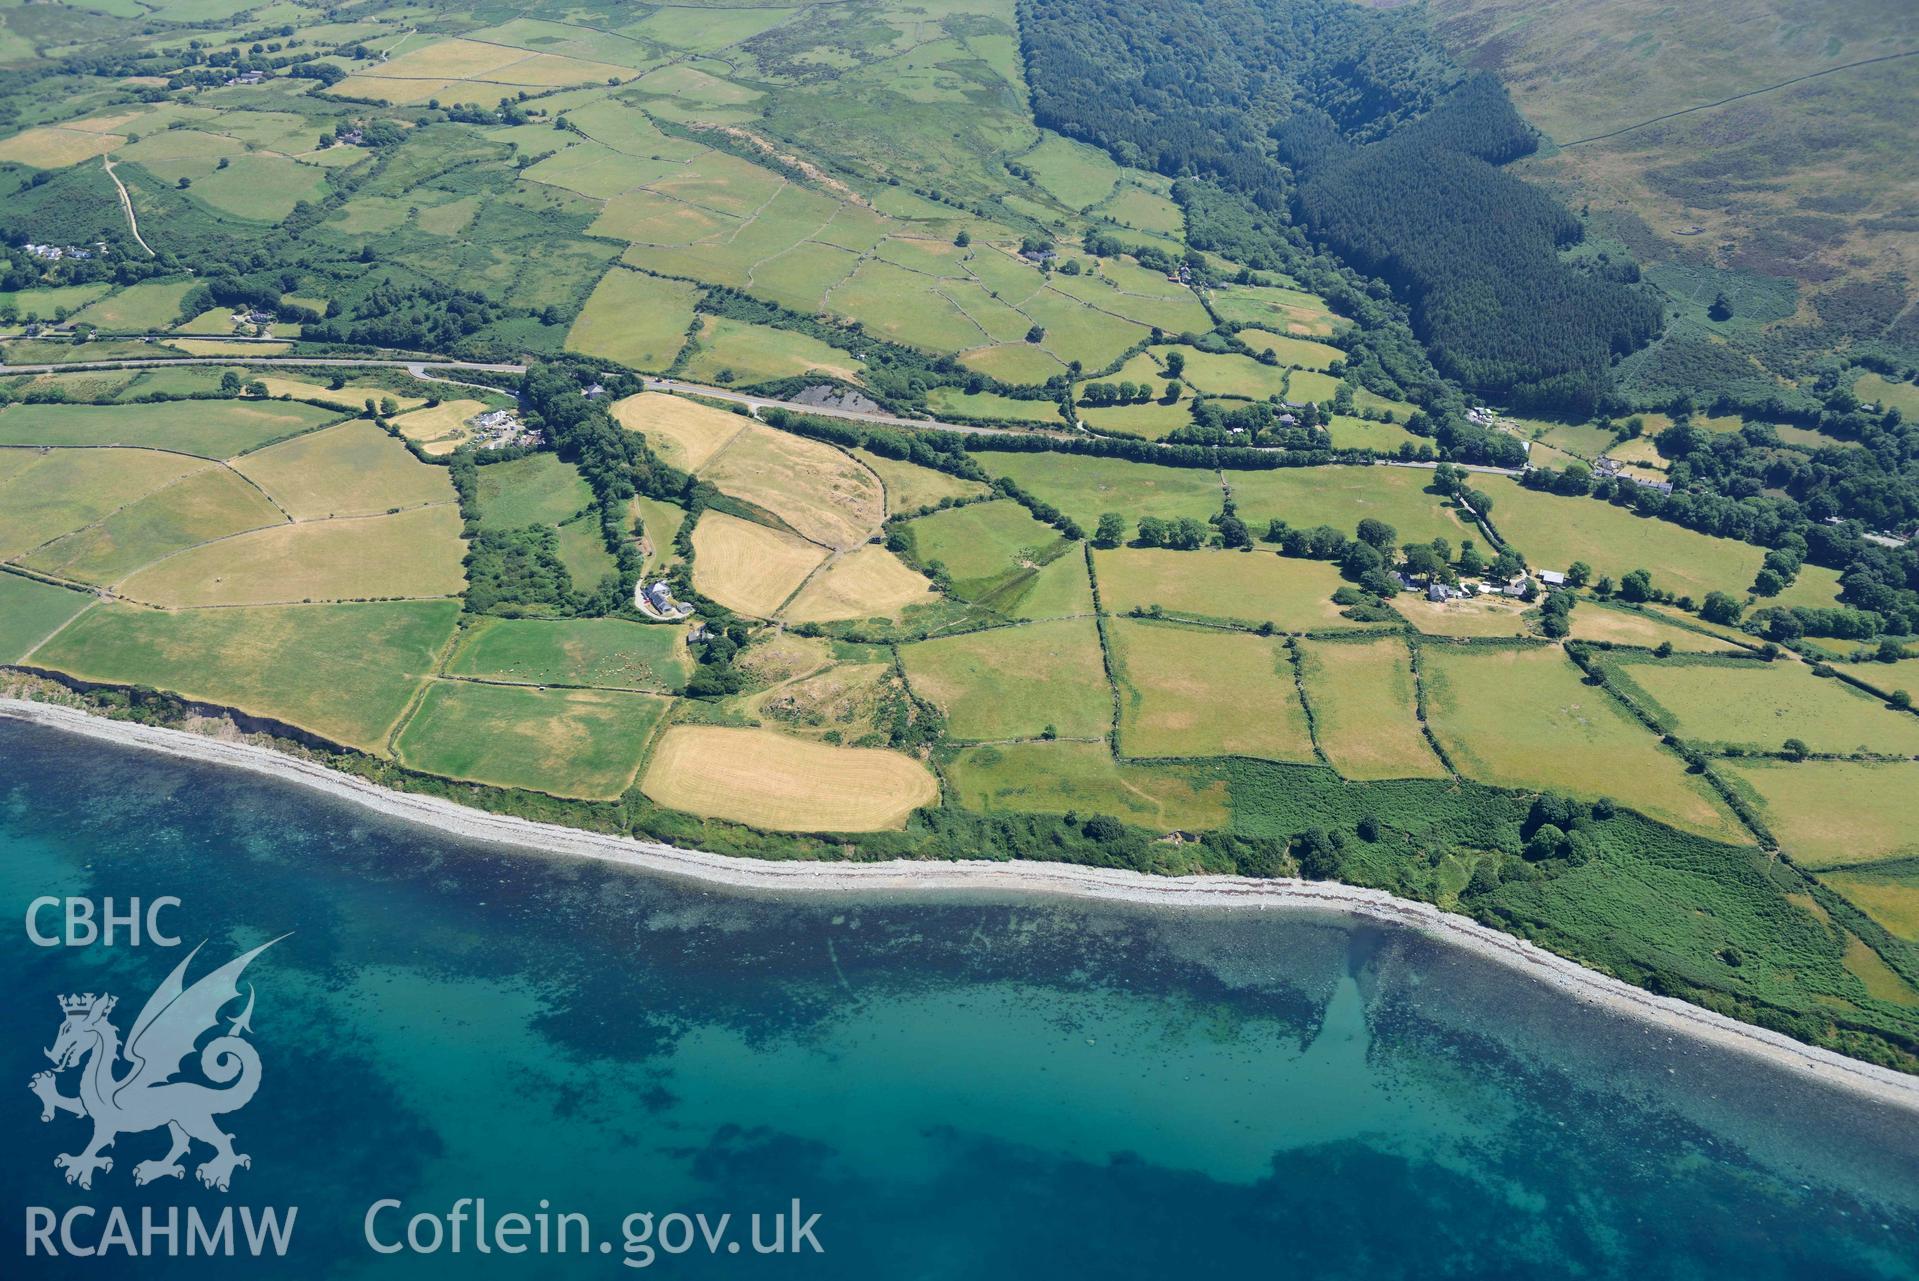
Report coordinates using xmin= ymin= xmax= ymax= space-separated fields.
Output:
xmin=366 ymin=36 xmax=533 ymax=79
xmin=701 ymin=424 xmax=885 ymax=549
xmin=1722 ymin=760 xmax=1919 ymax=869
xmin=1093 ymin=548 xmax=1363 ymax=632
xmin=1297 ymin=636 xmax=1448 ymax=780
xmin=255 ymin=378 xmax=428 ymax=414
xmin=335 ymin=39 xmax=631 ymax=103
xmin=689 ymin=511 xmax=827 ymax=617
xmin=1395 ymin=594 xmax=1535 ymax=638
xmin=232 ymin=420 xmax=454 ymax=518
xmin=1422 ymin=644 xmax=1745 ymax=841
xmin=1108 ymin=619 xmax=1316 ymax=763
xmin=391 ymin=400 xmax=488 ymax=454
xmin=117 ymin=504 xmax=466 ymax=606
xmin=0 ymin=125 xmax=121 ymax=167
xmin=641 ymin=724 xmax=938 ymax=831
xmin=1568 ymin=604 xmax=1739 ymax=653
xmin=1612 ymin=658 xmax=1919 ymax=755
xmin=169 ymin=340 xmax=294 ymax=358
xmin=0 ymin=448 xmax=205 ymax=558
xmin=900 ymin=617 xmax=1110 ymax=741
xmin=853 ymin=448 xmax=989 ymax=515
xmin=610 ymin=392 xmax=746 ymax=471
xmin=783 ymin=545 xmax=935 ymax=623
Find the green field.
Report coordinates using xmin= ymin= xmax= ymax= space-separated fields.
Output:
xmin=395 ymin=680 xmax=670 ymax=799
xmin=1287 ymin=371 xmax=1342 ymax=403
xmin=0 ymin=282 xmax=112 ymax=318
xmin=565 ymin=269 xmax=699 ymax=371
xmin=1821 ymin=870 xmax=1919 ymax=944
xmin=1567 ymin=603 xmax=1740 ymax=653
xmin=70 ymin=279 xmax=197 ymax=330
xmin=1609 ymin=657 xmax=1919 ymax=756
xmin=927 ymin=388 xmax=1065 ymax=425
xmin=1094 ymin=548 xmax=1362 ymax=632
xmin=1296 ymin=636 xmax=1448 ymax=780
xmin=1227 ymin=466 xmax=1471 ymax=546
xmin=1477 ymin=476 xmax=1764 ymax=601
xmin=21 ymin=465 xmax=286 ymax=584
xmin=0 ymin=572 xmax=95 ymax=662
xmin=976 ymin=452 xmax=1224 ymax=530
xmin=33 ymin=600 xmax=458 ymax=751
xmin=1769 ymin=563 xmax=1845 ymax=611
xmin=959 ymin=342 xmax=1067 ymax=384
xmin=554 ymin=518 xmax=619 ymax=589
xmin=0 ymin=400 xmax=340 ymax=458
xmin=1097 ymin=184 xmax=1184 ymax=237
xmin=633 ymin=495 xmax=686 ymax=573
xmin=681 ymin=317 xmax=865 ymax=387
xmin=1854 ymin=372 xmax=1919 ymax=419
xmin=0 ymin=449 xmax=206 ymax=558
xmin=900 ymin=617 xmax=1109 ymax=741
xmin=1005 ymin=548 xmax=1095 ymax=621
xmin=1208 ymin=282 xmax=1342 ymax=336
xmin=1421 ymin=644 xmax=1745 ymax=841
xmin=117 ymin=504 xmax=467 ymax=607
xmin=1108 ymin=619 xmax=1315 ymax=763
xmin=946 ymin=741 xmax=1230 ymax=830
xmin=477 ymin=454 xmax=595 ymax=530
xmin=1170 ymin=349 xmax=1288 ymax=400
xmin=1020 ymin=133 xmax=1119 ymax=209
xmin=1236 ymin=330 xmax=1342 ymax=370
xmin=447 ymin=616 xmax=689 ymax=691
xmin=1326 ymin=416 xmax=1420 ymax=453
xmin=1077 ymin=400 xmax=1194 ymax=440
xmin=1722 ymin=759 xmax=1919 ymax=869
xmin=902 ymin=499 xmax=1063 ymax=590
xmin=233 ymin=420 xmax=454 ymax=519
xmin=854 ymin=450 xmax=989 ymax=516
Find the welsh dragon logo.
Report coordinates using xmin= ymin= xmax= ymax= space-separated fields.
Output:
xmin=29 ymin=938 xmax=283 ymax=1192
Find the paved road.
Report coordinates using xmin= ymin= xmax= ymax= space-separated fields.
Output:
xmin=0 ymin=351 xmax=1035 ymax=438
xmin=638 ymin=377 xmax=1033 ymax=438
xmin=0 ymin=349 xmax=1543 ymax=476
xmin=0 ymin=354 xmax=526 ymax=375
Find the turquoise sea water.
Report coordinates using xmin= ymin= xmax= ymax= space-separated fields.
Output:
xmin=2 ymin=718 xmax=1917 ymax=1278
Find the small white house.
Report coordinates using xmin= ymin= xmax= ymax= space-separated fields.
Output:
xmin=1538 ymin=569 xmax=1567 ymax=587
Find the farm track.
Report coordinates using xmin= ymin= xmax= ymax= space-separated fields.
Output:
xmin=1556 ymin=49 xmax=1919 ymax=148
xmin=101 ymin=158 xmax=154 ymax=257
